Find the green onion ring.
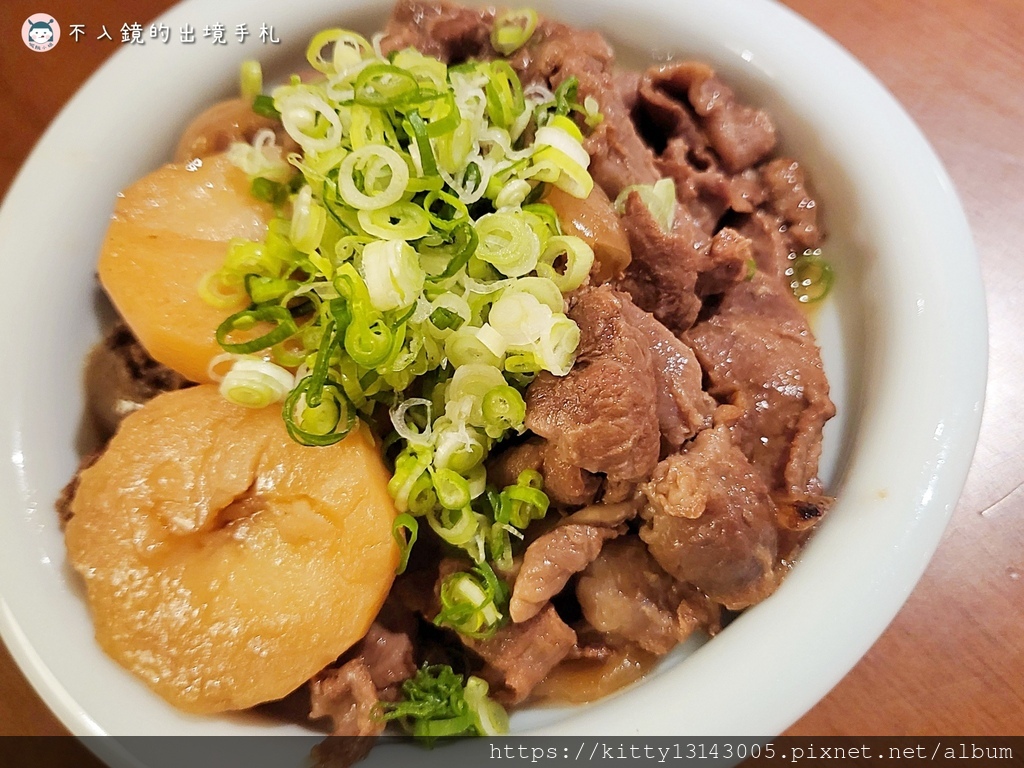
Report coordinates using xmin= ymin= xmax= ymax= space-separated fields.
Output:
xmin=216 ymin=305 xmax=298 ymax=354
xmin=282 ymin=377 xmax=355 ymax=446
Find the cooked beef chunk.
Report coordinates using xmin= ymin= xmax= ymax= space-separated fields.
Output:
xmin=686 ymin=277 xmax=835 ymax=511
xmin=509 ymin=502 xmax=635 ymax=623
xmin=511 ymin=525 xmax=619 ymax=623
xmin=465 ymin=603 xmax=576 ymax=704
xmin=577 ymin=537 xmax=719 ymax=654
xmin=523 ymin=284 xmax=716 ymax=500
xmin=618 ymin=298 xmax=715 ymax=450
xmin=514 ymin=16 xmax=659 ymax=199
xmin=615 ymin=192 xmax=706 ymax=333
xmin=85 ymin=321 xmax=192 ymax=439
xmin=698 ymin=226 xmax=755 ymax=296
xmin=487 ymin=437 xmax=601 ymax=507
xmin=526 ymin=286 xmax=662 ymax=487
xmin=656 ymin=140 xmax=766 ymax=235
xmin=761 ymin=157 xmax=820 ymax=251
xmin=350 ymin=613 xmax=418 ymax=695
xmin=518 ymin=17 xmax=722 ymax=330
xmin=309 ymin=658 xmax=384 ymax=737
xmin=639 ymin=422 xmax=779 ymax=610
xmin=379 ymin=0 xmax=494 ymax=62
xmin=638 ymin=62 xmax=777 ymax=174
xmin=308 ymin=608 xmax=416 ymax=745
xmin=564 ymin=500 xmax=638 ymax=528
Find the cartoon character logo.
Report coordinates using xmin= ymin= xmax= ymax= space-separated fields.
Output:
xmin=22 ymin=14 xmax=61 ymax=52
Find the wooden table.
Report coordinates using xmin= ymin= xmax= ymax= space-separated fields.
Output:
xmin=1 ymin=0 xmax=1021 ymax=748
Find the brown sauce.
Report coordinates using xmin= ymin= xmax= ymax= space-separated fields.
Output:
xmin=532 ymin=646 xmax=659 ymax=705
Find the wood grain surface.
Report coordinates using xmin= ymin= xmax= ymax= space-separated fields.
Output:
xmin=1 ymin=0 xmax=1021 ymax=749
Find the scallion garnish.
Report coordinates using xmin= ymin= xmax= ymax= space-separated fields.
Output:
xmin=378 ymin=664 xmax=509 ymax=741
xmin=490 ymin=8 xmax=539 ymax=55
xmin=205 ymin=15 xmax=604 ymax=630
xmin=434 ymin=561 xmax=510 ymax=639
xmin=790 ymin=249 xmax=834 ymax=303
xmin=251 ymin=93 xmax=280 ymax=120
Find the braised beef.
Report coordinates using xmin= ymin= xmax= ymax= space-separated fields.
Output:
xmin=639 ymin=422 xmax=779 ymax=610
xmin=615 ymin=192 xmax=707 ymax=333
xmin=86 ymin=321 xmax=192 ymax=440
xmin=515 ymin=16 xmax=659 ymax=198
xmin=487 ymin=437 xmax=601 ymax=507
xmin=509 ymin=502 xmax=635 ymax=623
xmin=686 ymin=277 xmax=834 ymax=511
xmin=349 ymin=615 xmax=418 ymax=695
xmin=309 ymin=659 xmax=384 ymax=737
xmin=637 ymin=62 xmax=777 ymax=174
xmin=618 ymin=298 xmax=715 ymax=450
xmin=525 ymin=286 xmax=662 ymax=488
xmin=379 ymin=0 xmax=494 ymax=62
xmin=465 ymin=603 xmax=576 ymax=704
xmin=761 ymin=157 xmax=820 ymax=250
xmin=577 ymin=537 xmax=720 ymax=654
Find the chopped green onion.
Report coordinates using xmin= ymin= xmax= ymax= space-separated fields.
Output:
xmin=484 ymin=61 xmax=526 ymax=131
xmin=488 ymin=292 xmax=553 ymax=346
xmin=354 ymin=63 xmax=421 ymax=107
xmin=219 ymin=357 xmax=295 ymax=409
xmin=305 ymin=28 xmax=373 ymax=74
xmin=535 ymin=235 xmax=595 ymax=292
xmin=490 ymin=8 xmax=539 ymax=55
xmin=378 ymin=665 xmax=509 ymax=742
xmin=216 ymin=305 xmax=299 ymax=354
xmin=290 ymin=186 xmax=327 ymax=253
xmin=361 ymin=239 xmax=425 ymax=311
xmin=474 ymin=212 xmax=540 ymax=277
xmin=276 ymin=90 xmax=343 ymax=154
xmin=790 ymin=249 xmax=834 ymax=303
xmin=282 ymin=377 xmax=356 ymax=446
xmin=337 ymin=145 xmax=410 ymax=210
xmin=244 ymin=274 xmax=300 ymax=304
xmin=392 ymin=513 xmax=419 ymax=575
xmin=250 ymin=177 xmax=285 ymax=204
xmin=537 ymin=314 xmax=581 ymax=376
xmin=430 ymin=306 xmax=464 ymax=331
xmin=198 ymin=270 xmax=247 ymax=310
xmin=614 ymin=177 xmax=676 ymax=232
xmin=422 ymin=221 xmax=478 ymax=280
xmin=357 ymin=202 xmax=431 ymax=241
xmin=554 ymin=76 xmax=579 ymax=117
xmin=240 ymin=60 xmax=263 ymax=101
xmin=344 ymin=315 xmax=394 ymax=368
xmin=434 ymin=561 xmax=509 ymax=639
xmin=481 ymin=385 xmax=526 ymax=439
xmin=433 ymin=468 xmax=472 ymax=510
xmin=405 ymin=111 xmax=438 ymax=177
xmin=252 ymin=94 xmax=280 ymax=120
xmin=463 ymin=676 xmax=509 ymax=736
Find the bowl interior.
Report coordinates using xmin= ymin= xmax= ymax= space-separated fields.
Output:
xmin=0 ymin=0 xmax=984 ymax=743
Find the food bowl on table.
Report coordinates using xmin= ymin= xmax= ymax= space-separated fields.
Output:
xmin=0 ymin=0 xmax=984 ymax=758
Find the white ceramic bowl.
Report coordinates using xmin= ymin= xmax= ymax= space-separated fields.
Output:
xmin=0 ymin=0 xmax=985 ymax=750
